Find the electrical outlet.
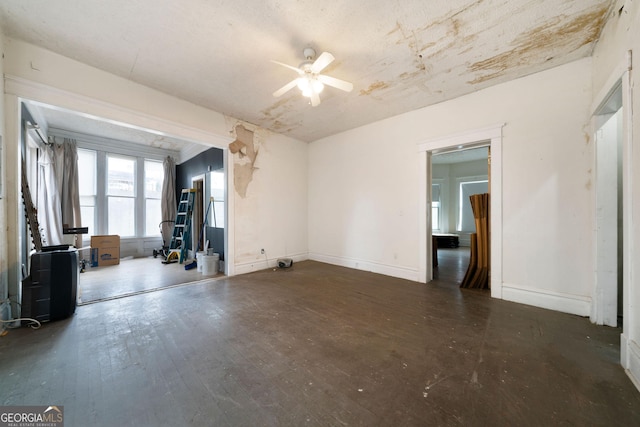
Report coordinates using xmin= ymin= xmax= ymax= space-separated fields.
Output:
xmin=260 ymin=248 xmax=265 ymax=254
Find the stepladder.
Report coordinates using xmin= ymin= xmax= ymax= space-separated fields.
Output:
xmin=166 ymin=189 xmax=196 ymax=264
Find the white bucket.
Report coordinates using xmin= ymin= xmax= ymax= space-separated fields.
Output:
xmin=202 ymin=253 xmax=219 ymax=275
xmin=196 ymin=252 xmax=206 ymax=272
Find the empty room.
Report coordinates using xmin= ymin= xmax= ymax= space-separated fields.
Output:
xmin=1 ymin=1 xmax=640 ymax=425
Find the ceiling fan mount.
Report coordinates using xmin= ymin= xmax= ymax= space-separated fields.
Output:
xmin=302 ymin=47 xmax=316 ymax=61
xmin=271 ymin=46 xmax=353 ymax=107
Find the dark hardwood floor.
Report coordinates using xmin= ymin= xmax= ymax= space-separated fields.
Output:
xmin=433 ymin=247 xmax=471 ymax=285
xmin=1 ymin=260 xmax=639 ymax=426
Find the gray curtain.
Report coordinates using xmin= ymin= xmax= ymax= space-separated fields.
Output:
xmin=161 ymin=156 xmax=177 ymax=245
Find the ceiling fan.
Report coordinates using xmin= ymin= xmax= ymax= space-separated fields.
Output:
xmin=272 ymin=47 xmax=353 ymax=106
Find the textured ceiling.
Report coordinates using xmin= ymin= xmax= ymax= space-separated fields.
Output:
xmin=0 ymin=0 xmax=614 ymax=144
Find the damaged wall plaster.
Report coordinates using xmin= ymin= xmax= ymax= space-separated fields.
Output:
xmin=231 ymin=124 xmax=258 ymax=198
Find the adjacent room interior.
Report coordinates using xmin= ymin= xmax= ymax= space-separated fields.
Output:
xmin=20 ymin=100 xmax=228 ymax=304
xmin=431 ymin=147 xmax=489 ymax=285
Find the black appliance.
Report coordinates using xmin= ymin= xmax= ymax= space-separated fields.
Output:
xmin=22 ymin=248 xmax=78 ymax=322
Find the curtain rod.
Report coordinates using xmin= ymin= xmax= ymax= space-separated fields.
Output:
xmin=26 ymin=122 xmax=51 ymax=146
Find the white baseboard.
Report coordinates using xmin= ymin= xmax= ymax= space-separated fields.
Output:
xmin=621 ymin=334 xmax=640 ymax=393
xmin=233 ymin=253 xmax=308 ymax=276
xmin=501 ymin=283 xmax=591 ymax=317
xmin=308 ymin=253 xmax=419 ymax=282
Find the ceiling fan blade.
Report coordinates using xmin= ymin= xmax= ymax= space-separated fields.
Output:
xmin=317 ymin=74 xmax=353 ymax=92
xmin=311 ymin=52 xmax=334 ymax=74
xmin=270 ymin=60 xmax=303 ymax=74
xmin=273 ymin=79 xmax=298 ymax=97
xmin=310 ymin=89 xmax=321 ymax=107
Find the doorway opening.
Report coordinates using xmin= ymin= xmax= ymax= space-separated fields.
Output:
xmin=431 ymin=147 xmax=489 ymax=286
xmin=593 ymin=81 xmax=623 ymax=327
xmin=192 ymin=175 xmax=205 ymax=254
xmin=18 ymin=100 xmax=228 ymax=305
xmin=418 ymin=124 xmax=504 ymax=299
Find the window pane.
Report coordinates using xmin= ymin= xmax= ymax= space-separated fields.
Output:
xmin=81 ymin=206 xmax=95 ymax=237
xmin=77 ymin=145 xmax=97 ymax=235
xmin=210 ymin=171 xmax=224 ymax=201
xmin=80 ymin=196 xmax=96 ymax=236
xmin=145 ymin=160 xmax=163 ymax=199
xmin=80 ymin=195 xmax=95 ymax=206
xmin=431 ymin=183 xmax=441 ymax=202
xmin=78 ymin=149 xmax=96 ymax=196
xmin=212 ymin=201 xmax=224 ymax=228
xmin=458 ymin=180 xmax=488 ymax=231
xmin=108 ymin=197 xmax=135 ymax=236
xmin=107 ymin=155 xmax=135 ymax=197
xmin=209 ymin=170 xmax=224 ymax=228
xmin=145 ymin=198 xmax=162 ymax=237
xmin=432 ymin=206 xmax=439 ymax=230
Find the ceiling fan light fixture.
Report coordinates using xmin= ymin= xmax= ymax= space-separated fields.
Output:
xmin=296 ymin=77 xmax=310 ymax=91
xmin=272 ymin=47 xmax=351 ymax=106
xmin=312 ymin=79 xmax=324 ymax=94
xmin=298 ymin=76 xmax=324 ymax=97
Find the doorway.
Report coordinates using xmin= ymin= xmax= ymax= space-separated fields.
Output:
xmin=593 ymin=82 xmax=623 ymax=327
xmin=191 ymin=175 xmax=205 ymax=254
xmin=418 ymin=124 xmax=504 ymax=299
xmin=431 ymin=147 xmax=489 ymax=285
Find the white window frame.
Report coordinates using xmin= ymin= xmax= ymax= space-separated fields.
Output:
xmin=73 ymin=134 xmax=177 ymax=244
xmin=106 ymin=153 xmax=138 ymax=237
xmin=209 ymin=169 xmax=225 ymax=229
xmin=77 ymin=148 xmax=97 ymax=236
xmin=431 ymin=180 xmax=444 ymax=232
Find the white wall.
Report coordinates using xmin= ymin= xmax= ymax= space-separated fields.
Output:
xmin=591 ymin=0 xmax=640 ymax=391
xmin=233 ymin=127 xmax=308 ymax=274
xmin=0 ymin=22 xmax=8 ymax=322
xmin=308 ymin=118 xmax=421 ymax=281
xmin=3 ymin=39 xmax=231 ymax=146
xmin=309 ymin=57 xmax=594 ymax=313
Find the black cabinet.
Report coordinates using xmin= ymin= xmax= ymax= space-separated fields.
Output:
xmin=22 ymin=249 xmax=78 ymax=322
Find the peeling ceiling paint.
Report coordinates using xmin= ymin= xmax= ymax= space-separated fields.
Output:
xmin=0 ymin=0 xmax=615 ymax=144
xmin=468 ymin=5 xmax=610 ymax=84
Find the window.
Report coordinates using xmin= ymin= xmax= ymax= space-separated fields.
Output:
xmin=431 ymin=183 xmax=441 ymax=231
xmin=107 ymin=155 xmax=136 ymax=237
xmin=144 ymin=160 xmax=163 ymax=236
xmin=78 ymin=149 xmax=97 ymax=236
xmin=209 ymin=170 xmax=225 ymax=228
xmin=76 ymin=145 xmax=174 ymax=242
xmin=457 ymin=179 xmax=488 ymax=232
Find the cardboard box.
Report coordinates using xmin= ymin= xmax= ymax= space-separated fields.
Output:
xmin=90 ymin=235 xmax=120 ymax=267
